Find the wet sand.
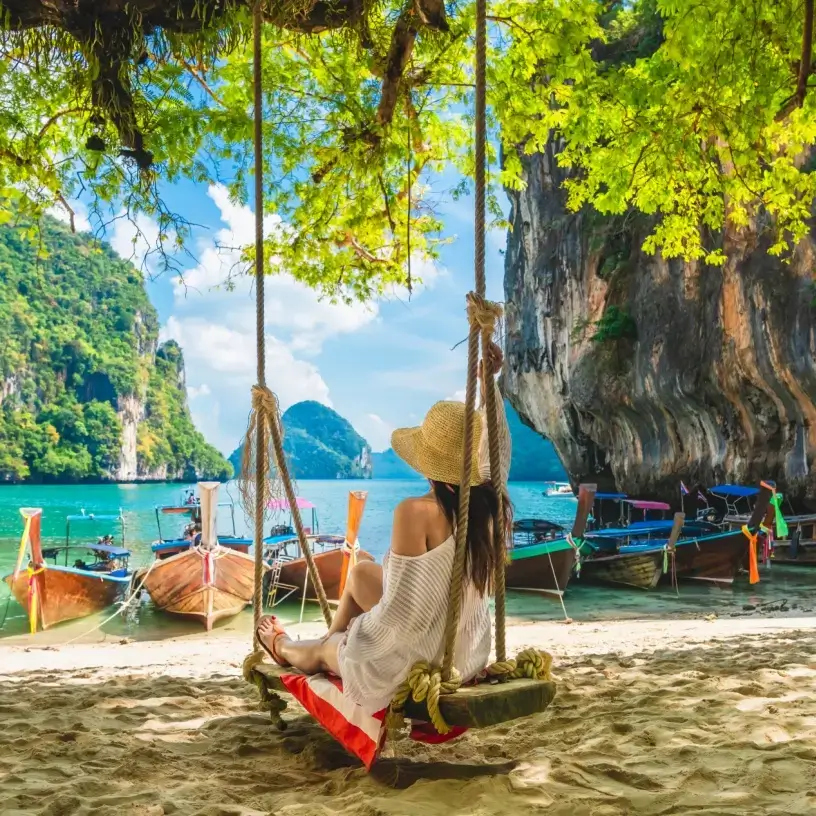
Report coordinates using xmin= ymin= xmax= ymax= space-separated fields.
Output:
xmin=2 ymin=615 xmax=815 ymax=815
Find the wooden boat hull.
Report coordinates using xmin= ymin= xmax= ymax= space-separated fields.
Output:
xmin=671 ymin=530 xmax=748 ymax=585
xmin=772 ymin=540 xmax=816 ymax=565
xmin=3 ymin=566 xmax=129 ymax=630
xmin=580 ymin=552 xmax=663 ymax=590
xmin=506 ymin=545 xmax=575 ymax=597
xmin=276 ymin=547 xmax=375 ymax=603
xmin=140 ymin=545 xmax=258 ymax=631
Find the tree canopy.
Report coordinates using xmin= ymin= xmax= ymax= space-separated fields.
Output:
xmin=1 ymin=0 xmax=814 ymax=300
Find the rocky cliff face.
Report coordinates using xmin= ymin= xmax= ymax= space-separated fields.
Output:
xmin=0 ymin=215 xmax=230 ymax=483
xmin=503 ymin=140 xmax=816 ymax=506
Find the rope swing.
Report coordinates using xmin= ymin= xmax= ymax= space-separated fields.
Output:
xmin=241 ymin=0 xmax=333 ymax=679
xmin=243 ymin=0 xmax=555 ymax=743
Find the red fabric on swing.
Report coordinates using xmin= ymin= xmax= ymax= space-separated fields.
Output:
xmin=280 ymin=673 xmax=467 ymax=769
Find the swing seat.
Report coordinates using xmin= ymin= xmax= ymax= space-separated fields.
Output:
xmin=252 ymin=662 xmax=557 ymax=728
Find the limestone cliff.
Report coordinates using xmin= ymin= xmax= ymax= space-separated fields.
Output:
xmin=0 ymin=213 xmax=230 ymax=483
xmin=503 ymin=141 xmax=816 ymax=506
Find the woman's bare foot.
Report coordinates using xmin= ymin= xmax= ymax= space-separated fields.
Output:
xmin=256 ymin=615 xmax=291 ymax=667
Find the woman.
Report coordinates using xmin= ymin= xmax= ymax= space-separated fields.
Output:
xmin=257 ymin=343 xmax=511 ymax=714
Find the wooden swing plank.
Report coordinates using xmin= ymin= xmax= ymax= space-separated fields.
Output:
xmin=252 ymin=663 xmax=557 ymax=729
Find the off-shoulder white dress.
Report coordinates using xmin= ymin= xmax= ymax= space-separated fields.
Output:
xmin=336 ymin=390 xmax=511 ymax=713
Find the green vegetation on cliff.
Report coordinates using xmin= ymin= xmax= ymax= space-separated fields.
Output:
xmin=0 ymin=215 xmax=230 ymax=482
xmin=229 ymin=401 xmax=371 ymax=481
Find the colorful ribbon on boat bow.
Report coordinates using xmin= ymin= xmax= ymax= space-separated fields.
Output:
xmin=26 ymin=566 xmax=44 ymax=633
xmin=741 ymin=525 xmax=760 ymax=585
xmin=765 ymin=486 xmax=789 ymax=539
xmin=12 ymin=514 xmax=32 ymax=583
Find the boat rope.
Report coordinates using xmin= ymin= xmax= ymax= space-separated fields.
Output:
xmin=545 ymin=543 xmax=571 ymax=623
xmin=60 ymin=558 xmax=159 ymax=646
xmin=0 ymin=591 xmax=13 ymax=630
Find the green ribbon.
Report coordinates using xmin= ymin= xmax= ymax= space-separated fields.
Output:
xmin=662 ymin=546 xmax=668 ymax=574
xmin=769 ymin=493 xmax=788 ymax=538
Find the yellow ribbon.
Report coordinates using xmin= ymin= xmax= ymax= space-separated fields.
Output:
xmin=26 ymin=566 xmax=45 ymax=634
xmin=13 ymin=515 xmax=32 ymax=582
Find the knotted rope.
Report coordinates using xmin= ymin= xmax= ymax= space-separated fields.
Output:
xmin=469 ymin=293 xmax=508 ymax=664
xmin=239 ymin=384 xmax=334 ymax=630
xmin=385 ymin=648 xmax=553 ymax=739
xmin=386 ymin=662 xmax=463 ymax=737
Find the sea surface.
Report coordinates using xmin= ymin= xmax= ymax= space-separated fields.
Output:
xmin=0 ymin=479 xmax=813 ymax=641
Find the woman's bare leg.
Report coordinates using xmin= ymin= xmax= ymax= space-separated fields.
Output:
xmin=326 ymin=561 xmax=384 ymax=636
xmin=257 ymin=617 xmax=344 ymax=674
xmin=257 ymin=562 xmax=383 ymax=675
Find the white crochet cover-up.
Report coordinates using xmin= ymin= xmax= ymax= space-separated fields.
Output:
xmin=337 ymin=390 xmax=511 ymax=713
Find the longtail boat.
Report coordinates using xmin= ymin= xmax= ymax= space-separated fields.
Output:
xmin=580 ymin=484 xmax=774 ymax=589
xmin=505 ymin=483 xmax=596 ymax=598
xmin=3 ymin=508 xmax=132 ymax=631
xmin=764 ymin=514 xmax=816 ymax=565
xmin=721 ymin=483 xmax=816 ymax=567
xmin=139 ymin=482 xmax=262 ymax=631
xmin=264 ymin=492 xmax=374 ymax=612
xmin=674 ymin=485 xmax=773 ymax=584
xmin=579 ymin=514 xmax=686 ymax=590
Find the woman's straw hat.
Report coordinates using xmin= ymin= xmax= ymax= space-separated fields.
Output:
xmin=391 ymin=401 xmax=482 ymax=487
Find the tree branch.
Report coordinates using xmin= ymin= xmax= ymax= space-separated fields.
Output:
xmin=776 ymin=0 xmax=814 ymax=121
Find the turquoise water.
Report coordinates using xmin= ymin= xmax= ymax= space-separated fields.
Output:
xmin=0 ymin=480 xmax=812 ymax=641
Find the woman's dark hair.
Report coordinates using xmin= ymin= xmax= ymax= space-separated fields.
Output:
xmin=430 ymin=480 xmax=514 ymax=596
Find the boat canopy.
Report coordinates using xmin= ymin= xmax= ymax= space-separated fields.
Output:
xmin=710 ymin=485 xmax=760 ymax=498
xmin=625 ymin=499 xmax=671 ymax=511
xmin=595 ymin=492 xmax=627 ymax=500
xmin=85 ymin=543 xmax=130 ymax=557
xmin=514 ymin=519 xmax=565 ymax=533
xmin=268 ymin=497 xmax=316 ymax=511
xmin=157 ymin=501 xmax=234 ymax=514
xmin=587 ymin=526 xmax=660 ymax=538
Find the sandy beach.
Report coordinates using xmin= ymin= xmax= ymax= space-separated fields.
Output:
xmin=2 ymin=614 xmax=815 ymax=816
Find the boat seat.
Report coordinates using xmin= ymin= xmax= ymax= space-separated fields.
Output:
xmin=251 ymin=663 xmax=557 ymax=729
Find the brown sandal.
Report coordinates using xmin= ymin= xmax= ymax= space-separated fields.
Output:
xmin=255 ymin=615 xmax=291 ymax=667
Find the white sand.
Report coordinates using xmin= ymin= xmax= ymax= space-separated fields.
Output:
xmin=2 ymin=615 xmax=815 ymax=815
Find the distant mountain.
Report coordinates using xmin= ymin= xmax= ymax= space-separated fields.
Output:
xmin=371 ymin=447 xmax=421 ymax=479
xmin=369 ymin=401 xmax=567 ymax=482
xmin=229 ymin=400 xmax=371 ymax=480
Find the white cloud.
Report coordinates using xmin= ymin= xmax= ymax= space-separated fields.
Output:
xmin=187 ymin=384 xmax=211 ymax=399
xmin=353 ymin=413 xmax=395 ymax=452
xmin=160 ymin=315 xmax=332 ymax=452
xmin=447 ymin=389 xmax=467 ymax=402
xmin=161 ymin=316 xmax=331 ymax=407
xmin=172 ymin=185 xmax=377 ymax=356
xmin=101 ymin=182 xmax=449 ymax=455
xmin=109 ymin=211 xmax=168 ymax=274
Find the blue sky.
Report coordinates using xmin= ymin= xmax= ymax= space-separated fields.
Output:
xmin=62 ymin=172 xmax=510 ymax=456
